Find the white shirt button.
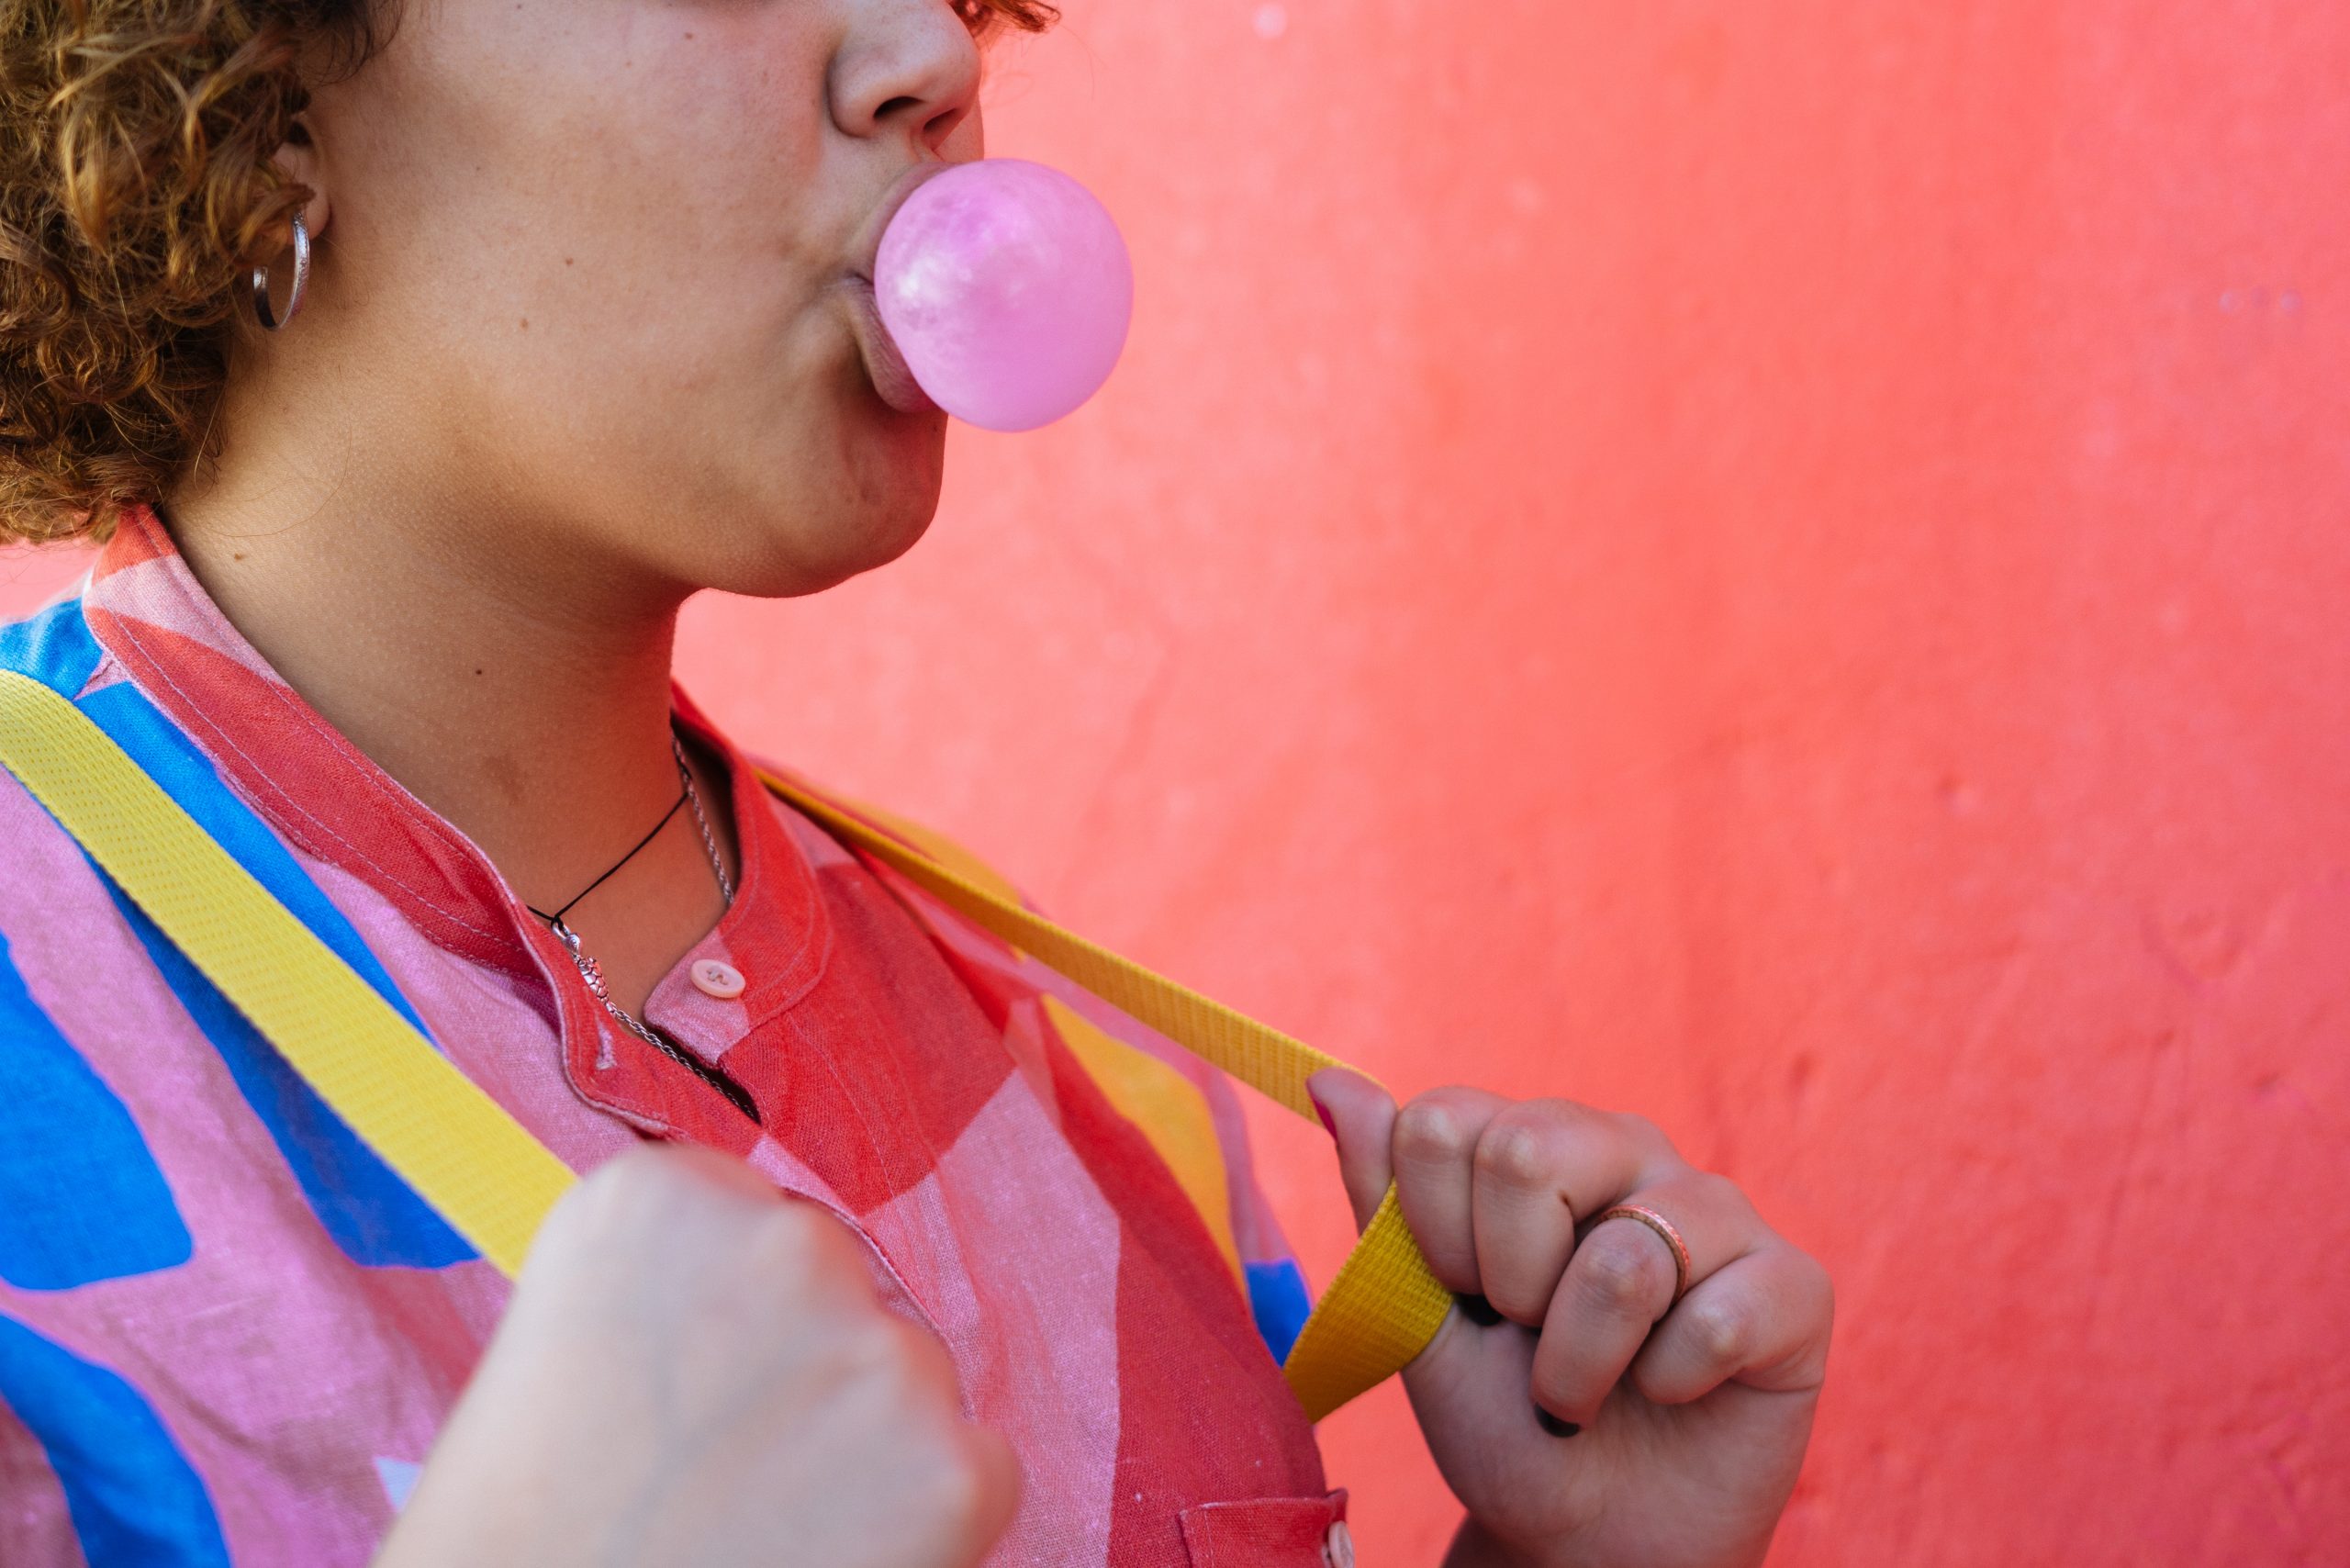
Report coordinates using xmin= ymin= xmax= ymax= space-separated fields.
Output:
xmin=1323 ymin=1520 xmax=1355 ymax=1568
xmin=689 ymin=958 xmax=745 ymax=1000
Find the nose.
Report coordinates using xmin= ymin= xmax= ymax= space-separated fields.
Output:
xmin=830 ymin=0 xmax=983 ymax=154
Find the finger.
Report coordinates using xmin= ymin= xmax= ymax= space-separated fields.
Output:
xmin=1306 ymin=1067 xmax=1399 ymax=1231
xmin=883 ymin=1316 xmax=1020 ymax=1561
xmin=531 ymin=1143 xmax=777 ymax=1279
xmin=1387 ymin=1086 xmax=1514 ymax=1294
xmin=1529 ymin=1170 xmax=1765 ymax=1424
xmin=1631 ymin=1245 xmax=1835 ymax=1406
xmin=950 ymin=1422 xmax=1023 ymax=1566
xmin=1470 ymin=1100 xmax=1662 ymax=1326
xmin=880 ymin=1314 xmax=1021 ymax=1568
xmin=632 ymin=1140 xmax=782 ymax=1202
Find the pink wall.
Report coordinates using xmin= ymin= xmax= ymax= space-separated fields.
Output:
xmin=6 ymin=3 xmax=2343 ymax=1561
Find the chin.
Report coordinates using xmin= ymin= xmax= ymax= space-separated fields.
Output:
xmin=702 ymin=412 xmax=947 ymax=599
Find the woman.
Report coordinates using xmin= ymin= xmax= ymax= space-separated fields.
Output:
xmin=0 ymin=2 xmax=1834 ymax=1565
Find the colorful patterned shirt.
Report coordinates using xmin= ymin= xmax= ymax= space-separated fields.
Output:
xmin=0 ymin=507 xmax=1343 ymax=1567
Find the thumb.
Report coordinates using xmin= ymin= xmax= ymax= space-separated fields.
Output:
xmin=1306 ymin=1067 xmax=1397 ymax=1233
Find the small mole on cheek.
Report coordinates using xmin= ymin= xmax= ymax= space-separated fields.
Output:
xmin=564 ymin=257 xmax=574 ymax=267
xmin=474 ymin=667 xmax=485 ymax=677
xmin=520 ymin=318 xmax=529 ymax=330
xmin=232 ymin=552 xmax=247 ymax=562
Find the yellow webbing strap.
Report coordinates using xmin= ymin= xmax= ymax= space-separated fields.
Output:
xmin=0 ymin=669 xmax=574 ymax=1277
xmin=759 ymin=772 xmax=1454 ymax=1420
xmin=0 ymin=666 xmax=1452 ymax=1420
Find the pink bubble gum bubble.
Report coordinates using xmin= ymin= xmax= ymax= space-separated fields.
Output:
xmin=875 ymin=160 xmax=1134 ymax=433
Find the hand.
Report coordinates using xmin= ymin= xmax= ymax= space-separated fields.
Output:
xmin=375 ymin=1145 xmax=1016 ymax=1568
xmin=1308 ymin=1071 xmax=1831 ymax=1568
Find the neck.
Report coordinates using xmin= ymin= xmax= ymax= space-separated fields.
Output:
xmin=164 ymin=465 xmax=711 ymax=929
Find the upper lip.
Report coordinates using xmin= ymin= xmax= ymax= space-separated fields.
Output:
xmin=847 ymin=159 xmax=957 ymax=284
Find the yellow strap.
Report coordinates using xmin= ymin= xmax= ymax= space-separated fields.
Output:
xmin=0 ymin=666 xmax=1451 ymax=1420
xmin=759 ymin=772 xmax=1454 ymax=1419
xmin=0 ymin=669 xmax=574 ymax=1276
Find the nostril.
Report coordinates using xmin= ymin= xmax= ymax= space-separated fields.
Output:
xmin=874 ymin=95 xmax=922 ymax=120
xmin=918 ymin=103 xmax=970 ymax=152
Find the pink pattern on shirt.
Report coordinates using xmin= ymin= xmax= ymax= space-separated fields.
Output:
xmin=0 ymin=507 xmax=1333 ymax=1567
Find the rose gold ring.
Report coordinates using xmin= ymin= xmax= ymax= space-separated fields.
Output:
xmin=1595 ymin=1204 xmax=1692 ymax=1304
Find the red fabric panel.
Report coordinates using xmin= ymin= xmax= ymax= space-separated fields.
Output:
xmin=1179 ymin=1491 xmax=1347 ymax=1568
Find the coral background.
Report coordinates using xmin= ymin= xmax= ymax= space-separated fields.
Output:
xmin=6 ymin=2 xmax=2343 ymax=1561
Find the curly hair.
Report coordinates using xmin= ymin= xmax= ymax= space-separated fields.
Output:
xmin=0 ymin=0 xmax=1054 ymax=549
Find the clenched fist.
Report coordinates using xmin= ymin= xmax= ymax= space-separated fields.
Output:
xmin=1309 ymin=1070 xmax=1832 ymax=1568
xmin=376 ymin=1145 xmax=1016 ymax=1568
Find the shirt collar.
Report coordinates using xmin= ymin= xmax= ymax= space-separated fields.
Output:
xmin=81 ymin=505 xmax=829 ymax=1018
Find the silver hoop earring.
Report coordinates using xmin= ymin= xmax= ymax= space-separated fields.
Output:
xmin=250 ymin=212 xmax=311 ymax=331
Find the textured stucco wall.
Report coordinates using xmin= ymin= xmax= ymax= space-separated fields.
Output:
xmin=676 ymin=6 xmax=2343 ymax=1560
xmin=5 ymin=3 xmax=2342 ymax=1562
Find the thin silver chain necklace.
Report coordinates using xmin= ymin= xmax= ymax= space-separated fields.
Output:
xmin=528 ymin=735 xmax=745 ymax=1103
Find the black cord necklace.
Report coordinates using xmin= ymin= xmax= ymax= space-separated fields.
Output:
xmin=526 ymin=763 xmax=692 ymax=929
xmin=527 ymin=736 xmax=759 ymax=1124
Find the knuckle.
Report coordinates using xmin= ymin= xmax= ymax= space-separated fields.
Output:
xmin=1531 ymin=1096 xmax=1606 ymax=1137
xmin=868 ymin=1311 xmax=934 ymax=1372
xmin=1474 ymin=1114 xmax=1559 ymax=1189
xmin=906 ymin=1435 xmax=995 ymax=1537
xmin=739 ymin=1203 xmax=825 ymax=1280
xmin=573 ymin=1145 xmax=666 ymax=1211
xmin=1680 ymin=1291 xmax=1754 ymax=1369
xmin=1792 ymin=1249 xmax=1837 ymax=1325
xmin=755 ymin=1195 xmax=837 ymax=1257
xmin=884 ymin=1316 xmax=962 ymax=1397
xmin=1576 ymin=1228 xmax=1672 ymax=1316
xmin=826 ymin=1314 xmax=925 ymax=1402
xmin=751 ymin=1203 xmax=873 ymax=1301
xmin=1393 ymin=1096 xmax=1478 ymax=1168
xmin=866 ymin=1350 xmax=1000 ymax=1545
xmin=562 ymin=1146 xmax=776 ymax=1250
xmin=1611 ymin=1111 xmax=1669 ymax=1159
xmin=554 ymin=1148 xmax=683 ymax=1243
xmin=1690 ymin=1169 xmax=1755 ymax=1220
xmin=831 ymin=1312 xmax=959 ymax=1421
xmin=1607 ymin=1109 xmax=1682 ymax=1170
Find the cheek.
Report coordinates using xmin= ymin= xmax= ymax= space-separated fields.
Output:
xmin=626 ymin=16 xmax=840 ymax=240
xmin=322 ymin=0 xmax=928 ymax=584
xmin=353 ymin=7 xmax=841 ymax=352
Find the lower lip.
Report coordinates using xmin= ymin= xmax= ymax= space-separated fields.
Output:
xmin=840 ymin=277 xmax=939 ymax=417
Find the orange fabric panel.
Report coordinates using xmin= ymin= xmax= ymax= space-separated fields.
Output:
xmin=1044 ymin=994 xmax=1244 ymax=1288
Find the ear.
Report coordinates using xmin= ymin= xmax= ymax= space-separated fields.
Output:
xmin=272 ymin=118 xmax=332 ymax=240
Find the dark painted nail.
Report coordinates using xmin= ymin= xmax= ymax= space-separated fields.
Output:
xmin=1537 ymin=1409 xmax=1581 ymax=1439
xmin=1309 ymin=1091 xmax=1336 ymax=1137
xmin=1457 ymin=1294 xmax=1505 ymax=1327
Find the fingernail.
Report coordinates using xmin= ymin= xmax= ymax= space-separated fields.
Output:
xmin=1536 ymin=1409 xmax=1581 ymax=1439
xmin=1458 ymin=1294 xmax=1505 ymax=1327
xmin=1308 ymin=1088 xmax=1336 ymax=1137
